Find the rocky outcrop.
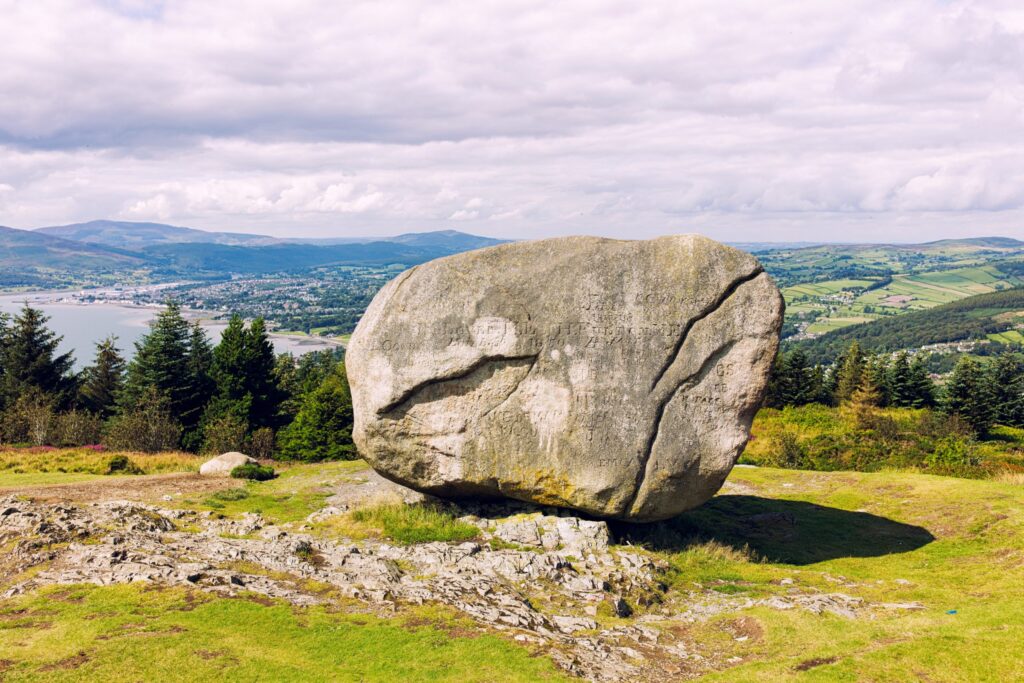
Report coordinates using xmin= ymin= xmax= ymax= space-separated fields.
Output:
xmin=347 ymin=235 xmax=783 ymax=521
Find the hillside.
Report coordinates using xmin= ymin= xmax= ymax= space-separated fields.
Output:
xmin=0 ymin=225 xmax=148 ymax=288
xmin=1 ymin=222 xmax=510 ymax=288
xmin=760 ymin=237 xmax=1024 ymax=339
xmin=790 ymin=286 xmax=1024 ymax=363
xmin=36 ymin=220 xmax=279 ymax=248
xmin=142 ymin=240 xmax=473 ymax=274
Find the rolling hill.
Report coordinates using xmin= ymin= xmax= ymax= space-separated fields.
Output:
xmin=1 ymin=222 xmax=510 ymax=286
xmin=790 ymin=286 xmax=1024 ymax=364
xmin=0 ymin=225 xmax=148 ymax=288
xmin=141 ymin=240 xmax=479 ymax=274
xmin=35 ymin=220 xmax=278 ymax=249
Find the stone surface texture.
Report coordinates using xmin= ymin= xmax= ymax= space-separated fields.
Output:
xmin=199 ymin=451 xmax=256 ymax=476
xmin=347 ymin=235 xmax=783 ymax=521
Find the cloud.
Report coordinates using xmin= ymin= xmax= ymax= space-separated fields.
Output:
xmin=0 ymin=0 xmax=1022 ymax=241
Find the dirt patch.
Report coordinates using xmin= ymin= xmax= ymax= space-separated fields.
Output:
xmin=403 ymin=615 xmax=482 ymax=640
xmin=793 ymin=656 xmax=838 ymax=671
xmin=723 ymin=616 xmax=764 ymax=641
xmin=195 ymin=649 xmax=228 ymax=660
xmin=4 ymin=473 xmax=235 ymax=505
xmin=47 ymin=588 xmax=86 ymax=604
xmin=38 ymin=651 xmax=89 ymax=672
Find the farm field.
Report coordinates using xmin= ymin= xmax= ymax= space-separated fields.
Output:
xmin=781 ymin=263 xmax=1024 ymax=338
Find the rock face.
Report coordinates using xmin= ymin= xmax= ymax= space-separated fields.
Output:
xmin=347 ymin=235 xmax=783 ymax=521
xmin=199 ymin=451 xmax=256 ymax=476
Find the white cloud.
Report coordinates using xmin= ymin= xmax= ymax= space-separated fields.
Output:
xmin=0 ymin=0 xmax=1022 ymax=241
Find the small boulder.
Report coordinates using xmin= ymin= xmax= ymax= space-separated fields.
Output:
xmin=199 ymin=452 xmax=257 ymax=477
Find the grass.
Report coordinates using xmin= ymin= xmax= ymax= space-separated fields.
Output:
xmin=655 ymin=467 xmax=1024 ymax=681
xmin=175 ymin=460 xmax=367 ymax=524
xmin=742 ymin=404 xmax=1024 ymax=477
xmin=0 ymin=584 xmax=569 ymax=682
xmin=0 ymin=447 xmax=199 ymax=487
xmin=321 ymin=501 xmax=480 ymax=545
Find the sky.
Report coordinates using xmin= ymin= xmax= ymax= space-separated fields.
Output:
xmin=1 ymin=0 xmax=1023 ymax=243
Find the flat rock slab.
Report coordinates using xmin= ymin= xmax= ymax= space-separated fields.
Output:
xmin=347 ymin=235 xmax=782 ymax=521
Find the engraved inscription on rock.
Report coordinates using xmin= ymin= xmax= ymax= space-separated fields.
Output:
xmin=346 ymin=234 xmax=783 ymax=521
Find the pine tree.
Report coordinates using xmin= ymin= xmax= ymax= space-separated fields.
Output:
xmin=889 ymin=352 xmax=914 ymax=407
xmin=276 ymin=364 xmax=356 ymax=461
xmin=834 ymin=341 xmax=865 ymax=404
xmin=782 ymin=349 xmax=813 ymax=406
xmin=944 ymin=356 xmax=994 ymax=436
xmin=989 ymin=352 xmax=1024 ymax=428
xmin=763 ymin=352 xmax=786 ymax=409
xmin=810 ymin=364 xmax=830 ymax=405
xmin=120 ymin=302 xmax=193 ymax=447
xmin=0 ymin=304 xmax=76 ymax=409
xmin=180 ymin=323 xmax=216 ymax=451
xmin=864 ymin=355 xmax=892 ymax=407
xmin=907 ymin=355 xmax=936 ymax=408
xmin=211 ymin=315 xmax=248 ymax=402
xmin=244 ymin=317 xmax=286 ymax=429
xmin=78 ymin=336 xmax=126 ymax=419
xmin=203 ymin=315 xmax=286 ymax=445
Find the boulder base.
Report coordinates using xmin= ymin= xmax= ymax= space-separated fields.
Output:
xmin=199 ymin=452 xmax=256 ymax=477
xmin=346 ymin=235 xmax=783 ymax=521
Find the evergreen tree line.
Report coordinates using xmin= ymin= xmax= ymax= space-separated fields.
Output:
xmin=765 ymin=341 xmax=1024 ymax=436
xmin=0 ymin=303 xmax=355 ymax=460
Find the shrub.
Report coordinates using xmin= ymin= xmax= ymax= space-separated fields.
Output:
xmin=104 ymin=388 xmax=182 ymax=453
xmin=1 ymin=392 xmax=55 ymax=446
xmin=249 ymin=427 xmax=275 ymax=460
xmin=926 ymin=437 xmax=979 ymax=474
xmin=765 ymin=430 xmax=807 ymax=469
xmin=210 ymin=487 xmax=251 ymax=501
xmin=202 ymin=414 xmax=248 ymax=455
xmin=106 ymin=454 xmax=142 ymax=475
xmin=52 ymin=410 xmax=103 ymax=447
xmin=230 ymin=463 xmax=276 ymax=481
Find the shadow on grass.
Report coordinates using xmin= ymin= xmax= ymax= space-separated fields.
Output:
xmin=610 ymin=495 xmax=935 ymax=565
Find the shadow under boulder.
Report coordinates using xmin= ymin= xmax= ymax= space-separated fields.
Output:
xmin=610 ymin=495 xmax=935 ymax=565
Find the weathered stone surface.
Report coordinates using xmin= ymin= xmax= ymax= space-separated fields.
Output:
xmin=199 ymin=451 xmax=256 ymax=476
xmin=347 ymin=235 xmax=783 ymax=521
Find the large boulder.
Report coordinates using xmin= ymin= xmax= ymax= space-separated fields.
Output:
xmin=347 ymin=235 xmax=783 ymax=521
xmin=199 ymin=451 xmax=256 ymax=476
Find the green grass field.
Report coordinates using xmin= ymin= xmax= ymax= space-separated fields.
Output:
xmin=0 ymin=585 xmax=569 ymax=682
xmin=3 ymin=447 xmax=1024 ymax=680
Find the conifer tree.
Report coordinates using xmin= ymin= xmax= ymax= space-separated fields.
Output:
xmin=865 ymin=355 xmax=893 ymax=407
xmin=276 ymin=364 xmax=355 ymax=461
xmin=204 ymin=315 xmax=286 ymax=441
xmin=0 ymin=304 xmax=76 ymax=409
xmin=120 ymin=302 xmax=194 ymax=446
xmin=889 ymin=352 xmax=914 ymax=407
xmin=79 ymin=336 xmax=126 ymax=419
xmin=907 ymin=355 xmax=936 ymax=408
xmin=834 ymin=341 xmax=865 ymax=404
xmin=989 ymin=352 xmax=1024 ymax=428
xmin=245 ymin=317 xmax=286 ymax=429
xmin=944 ymin=356 xmax=994 ymax=436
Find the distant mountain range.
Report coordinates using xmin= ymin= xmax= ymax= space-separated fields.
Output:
xmin=0 ymin=221 xmax=511 ymax=288
xmin=33 ymin=220 xmax=509 ymax=253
